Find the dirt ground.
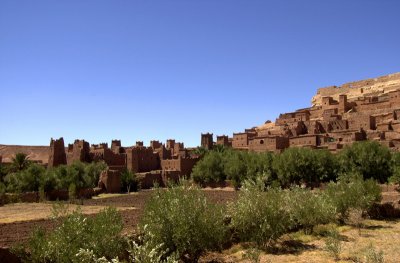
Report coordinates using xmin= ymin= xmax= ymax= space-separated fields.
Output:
xmin=201 ymin=219 xmax=400 ymax=263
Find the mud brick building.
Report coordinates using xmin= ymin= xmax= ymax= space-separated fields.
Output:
xmin=212 ymin=72 xmax=400 ymax=153
xmin=47 ymin=137 xmax=199 ymax=193
xmin=8 ymin=72 xmax=400 ymax=192
xmin=201 ymin=133 xmax=214 ymax=149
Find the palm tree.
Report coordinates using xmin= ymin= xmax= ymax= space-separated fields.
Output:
xmin=192 ymin=146 xmax=208 ymax=157
xmin=11 ymin=152 xmax=31 ymax=171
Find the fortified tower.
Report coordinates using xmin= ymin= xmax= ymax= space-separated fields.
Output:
xmin=48 ymin=137 xmax=67 ymax=168
xmin=201 ymin=133 xmax=213 ymax=150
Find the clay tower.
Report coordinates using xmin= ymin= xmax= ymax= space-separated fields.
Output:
xmin=48 ymin=137 xmax=67 ymax=168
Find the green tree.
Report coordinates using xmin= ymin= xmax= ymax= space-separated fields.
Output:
xmin=11 ymin=152 xmax=31 ymax=171
xmin=191 ymin=151 xmax=226 ymax=184
xmin=5 ymin=163 xmax=45 ymax=192
xmin=85 ymin=161 xmax=108 ymax=187
xmin=224 ymin=151 xmax=247 ymax=188
xmin=192 ymin=146 xmax=209 ymax=157
xmin=120 ymin=169 xmax=137 ymax=193
xmin=389 ymin=152 xmax=400 ymax=184
xmin=338 ymin=141 xmax=392 ymax=183
xmin=272 ymin=147 xmax=338 ymax=187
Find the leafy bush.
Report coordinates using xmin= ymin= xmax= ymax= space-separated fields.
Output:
xmin=224 ymin=151 xmax=275 ymax=188
xmin=16 ymin=206 xmax=125 ymax=262
xmin=0 ymin=182 xmax=5 ymax=195
xmin=0 ymin=164 xmax=8 ymax=182
xmin=273 ymin=147 xmax=338 ymax=187
xmin=127 ymin=226 xmax=179 ymax=263
xmin=139 ymin=183 xmax=228 ymax=262
xmin=288 ymin=187 xmax=336 ymax=233
xmin=3 ymin=161 xmax=107 ymax=194
xmin=229 ymin=181 xmax=293 ymax=247
xmin=84 ymin=161 xmax=108 ymax=188
xmin=389 ymin=152 xmax=400 ymax=185
xmin=338 ymin=141 xmax=392 ymax=183
xmin=324 ymin=228 xmax=342 ymax=261
xmin=192 ymin=149 xmax=275 ymax=188
xmin=191 ymin=151 xmax=226 ymax=184
xmin=4 ymin=163 xmax=45 ymax=192
xmin=325 ymin=174 xmax=381 ymax=222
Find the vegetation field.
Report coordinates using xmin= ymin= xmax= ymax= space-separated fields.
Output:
xmin=0 ymin=189 xmax=238 ymax=248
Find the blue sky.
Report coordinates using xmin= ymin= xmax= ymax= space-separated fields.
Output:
xmin=1 ymin=0 xmax=399 ymax=147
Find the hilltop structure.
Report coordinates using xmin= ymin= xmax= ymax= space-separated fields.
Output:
xmin=3 ymin=72 xmax=400 ymax=193
xmin=212 ymin=72 xmax=400 ymax=152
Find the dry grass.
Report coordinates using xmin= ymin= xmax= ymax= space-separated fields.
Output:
xmin=0 ymin=202 xmax=135 ymax=223
xmin=204 ymin=219 xmax=400 ymax=263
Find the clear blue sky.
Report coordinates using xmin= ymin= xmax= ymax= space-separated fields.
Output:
xmin=1 ymin=0 xmax=399 ymax=147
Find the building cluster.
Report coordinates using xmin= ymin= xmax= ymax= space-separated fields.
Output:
xmin=3 ymin=72 xmax=400 ymax=193
xmin=206 ymin=73 xmax=400 ymax=153
xmin=48 ymin=137 xmax=199 ymax=192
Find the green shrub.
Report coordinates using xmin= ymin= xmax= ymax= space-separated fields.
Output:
xmin=16 ymin=206 xmax=125 ymax=262
xmin=288 ymin=187 xmax=336 ymax=233
xmin=4 ymin=164 xmax=45 ymax=193
xmin=224 ymin=151 xmax=275 ymax=188
xmin=325 ymin=174 xmax=381 ymax=222
xmin=229 ymin=181 xmax=292 ymax=247
xmin=191 ymin=151 xmax=226 ymax=184
xmin=0 ymin=164 xmax=8 ymax=182
xmin=65 ymin=162 xmax=93 ymax=190
xmin=273 ymin=147 xmax=338 ymax=187
xmin=84 ymin=161 xmax=108 ymax=188
xmin=3 ymin=161 xmax=106 ymax=194
xmin=363 ymin=243 xmax=384 ymax=263
xmin=338 ymin=141 xmax=392 ymax=183
xmin=324 ymin=228 xmax=342 ymax=261
xmin=389 ymin=152 xmax=400 ymax=185
xmin=223 ymin=151 xmax=247 ymax=188
xmin=139 ymin=184 xmax=228 ymax=262
xmin=127 ymin=227 xmax=179 ymax=263
xmin=0 ymin=182 xmax=5 ymax=195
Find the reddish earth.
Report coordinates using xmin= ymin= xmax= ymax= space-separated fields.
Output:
xmin=0 ymin=189 xmax=238 ymax=248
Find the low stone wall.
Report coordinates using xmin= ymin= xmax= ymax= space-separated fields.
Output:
xmin=0 ymin=192 xmax=40 ymax=204
xmin=137 ymin=171 xmax=163 ymax=189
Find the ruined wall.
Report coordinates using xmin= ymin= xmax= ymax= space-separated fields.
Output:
xmin=67 ymin=140 xmax=91 ymax=164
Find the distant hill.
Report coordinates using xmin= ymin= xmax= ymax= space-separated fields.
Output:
xmin=0 ymin=145 xmax=50 ymax=164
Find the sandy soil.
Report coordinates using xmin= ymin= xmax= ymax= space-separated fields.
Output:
xmin=202 ymin=219 xmax=400 ymax=263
